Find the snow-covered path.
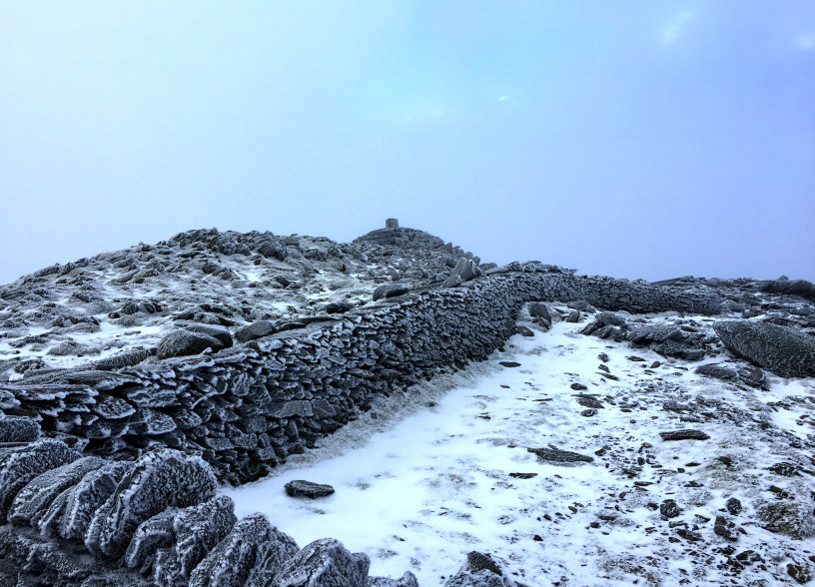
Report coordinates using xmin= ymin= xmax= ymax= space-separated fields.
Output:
xmin=223 ymin=314 xmax=815 ymax=586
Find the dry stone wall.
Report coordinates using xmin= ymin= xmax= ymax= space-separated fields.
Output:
xmin=1 ymin=268 xmax=721 ymax=486
xmin=0 ymin=266 xmax=724 ymax=584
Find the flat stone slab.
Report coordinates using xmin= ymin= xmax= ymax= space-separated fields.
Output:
xmin=659 ymin=429 xmax=711 ymax=441
xmin=527 ymin=447 xmax=594 ymax=464
xmin=284 ymin=480 xmax=335 ymax=499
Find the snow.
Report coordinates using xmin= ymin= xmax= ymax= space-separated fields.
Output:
xmin=224 ymin=313 xmax=815 ymax=586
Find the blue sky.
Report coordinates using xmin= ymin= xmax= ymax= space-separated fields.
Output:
xmin=1 ymin=1 xmax=813 ymax=284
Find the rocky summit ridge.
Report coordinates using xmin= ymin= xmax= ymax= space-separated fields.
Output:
xmin=0 ymin=219 xmax=813 ymax=586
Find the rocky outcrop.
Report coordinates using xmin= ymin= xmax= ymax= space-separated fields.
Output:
xmin=713 ymin=320 xmax=815 ymax=378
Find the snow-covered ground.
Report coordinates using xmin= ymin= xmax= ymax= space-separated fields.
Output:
xmin=224 ymin=312 xmax=815 ymax=586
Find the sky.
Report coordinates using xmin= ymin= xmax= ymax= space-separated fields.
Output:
xmin=1 ymin=1 xmax=813 ymax=285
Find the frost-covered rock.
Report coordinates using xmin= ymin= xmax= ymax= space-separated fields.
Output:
xmin=713 ymin=320 xmax=815 ymax=378
xmin=152 ymin=496 xmax=238 ymax=586
xmin=0 ymin=416 xmax=40 ymax=443
xmin=443 ymin=552 xmax=515 ymax=587
xmin=124 ymin=508 xmax=177 ymax=572
xmin=157 ymin=329 xmax=226 ymax=359
xmin=86 ymin=449 xmax=216 ymax=559
xmin=58 ymin=460 xmax=133 ymax=540
xmin=8 ymin=456 xmax=105 ymax=528
xmin=190 ymin=513 xmax=289 ymax=587
xmin=272 ymin=537 xmax=370 ymax=587
xmin=368 ymin=572 xmax=420 ymax=587
xmin=235 ymin=320 xmax=276 ymax=343
xmin=0 ymin=439 xmax=80 ymax=521
xmin=244 ymin=523 xmax=300 ymax=586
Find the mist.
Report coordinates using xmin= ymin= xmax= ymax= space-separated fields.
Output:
xmin=1 ymin=1 xmax=813 ymax=285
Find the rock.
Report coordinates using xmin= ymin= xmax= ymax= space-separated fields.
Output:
xmin=695 ymin=363 xmax=739 ymax=381
xmin=0 ymin=417 xmax=40 ymax=443
xmin=452 ymin=257 xmax=478 ymax=282
xmin=0 ymin=440 xmax=81 ymax=522
xmin=660 ymin=499 xmax=680 ymax=519
xmin=574 ymin=395 xmax=603 ymax=409
xmin=324 ymin=302 xmax=353 ymax=314
xmin=499 ymin=361 xmax=521 ymax=368
xmin=769 ymin=462 xmax=800 ymax=477
xmin=756 ymin=499 xmax=815 ymax=540
xmin=243 ymin=524 xmax=300 ymax=587
xmin=156 ymin=496 xmax=239 ymax=585
xmin=788 ymin=561 xmax=815 ymax=584
xmin=442 ymin=274 xmax=463 ymax=288
xmin=157 ymin=329 xmax=225 ymax=359
xmin=385 ymin=218 xmax=399 ymax=229
xmin=86 ymin=449 xmax=217 ymax=559
xmin=713 ymin=320 xmax=815 ymax=378
xmin=284 ymin=480 xmax=335 ymax=499
xmin=762 ymin=277 xmax=815 ymax=301
xmin=444 ymin=570 xmax=504 ymax=587
xmin=725 ymin=497 xmax=742 ymax=516
xmin=528 ymin=302 xmax=552 ymax=322
xmin=515 ymin=325 xmax=534 ymax=337
xmin=124 ymin=508 xmax=177 ymax=572
xmin=527 ymin=447 xmax=594 ymax=464
xmin=184 ymin=324 xmax=234 ymax=349
xmin=189 ymin=513 xmax=277 ymax=587
xmin=629 ymin=324 xmax=684 ymax=345
xmin=368 ymin=572 xmax=419 ymax=587
xmin=373 ymin=284 xmax=410 ymax=301
xmin=58 ymin=460 xmax=133 ymax=540
xmin=714 ymin=515 xmax=738 ymax=542
xmin=659 ymin=430 xmax=710 ymax=441
xmin=272 ymin=537 xmax=370 ymax=587
xmin=235 ymin=321 xmax=276 ymax=343
xmin=8 ymin=456 xmax=105 ymax=528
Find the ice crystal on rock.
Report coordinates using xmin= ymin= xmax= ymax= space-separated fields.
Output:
xmin=8 ymin=455 xmax=105 ymax=528
xmin=0 ymin=439 xmax=80 ymax=522
xmin=85 ymin=449 xmax=216 ymax=559
xmin=272 ymin=537 xmax=370 ymax=587
xmin=190 ymin=512 xmax=294 ymax=587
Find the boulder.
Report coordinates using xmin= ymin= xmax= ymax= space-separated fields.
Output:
xmin=713 ymin=320 xmax=815 ymax=378
xmin=157 ymin=329 xmax=226 ymax=359
xmin=184 ymin=324 xmax=234 ymax=349
xmin=85 ymin=449 xmax=217 ymax=559
xmin=235 ymin=321 xmax=276 ymax=343
xmin=695 ymin=363 xmax=739 ymax=381
xmin=373 ymin=284 xmax=410 ymax=301
xmin=272 ymin=538 xmax=370 ymax=587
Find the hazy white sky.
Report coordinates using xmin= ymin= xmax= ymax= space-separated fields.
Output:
xmin=1 ymin=1 xmax=813 ymax=285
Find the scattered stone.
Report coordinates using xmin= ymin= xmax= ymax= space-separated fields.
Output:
xmin=570 ymin=382 xmax=588 ymax=391
xmin=714 ymin=515 xmax=738 ymax=542
xmin=660 ymin=499 xmax=680 ymax=519
xmin=725 ymin=497 xmax=742 ymax=516
xmin=509 ymin=473 xmax=538 ymax=479
xmin=659 ymin=430 xmax=710 ymax=441
xmin=284 ymin=480 xmax=335 ymax=499
xmin=581 ymin=408 xmax=598 ymax=417
xmin=499 ymin=361 xmax=521 ymax=368
xmin=528 ymin=447 xmax=594 ymax=464
xmin=769 ymin=462 xmax=800 ymax=477
xmin=695 ymin=363 xmax=739 ymax=381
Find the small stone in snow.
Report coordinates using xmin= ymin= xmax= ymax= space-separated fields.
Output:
xmin=284 ymin=480 xmax=335 ymax=499
xmin=659 ymin=429 xmax=710 ymax=441
xmin=499 ymin=361 xmax=521 ymax=368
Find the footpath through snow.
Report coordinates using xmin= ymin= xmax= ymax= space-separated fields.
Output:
xmin=224 ymin=311 xmax=815 ymax=586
